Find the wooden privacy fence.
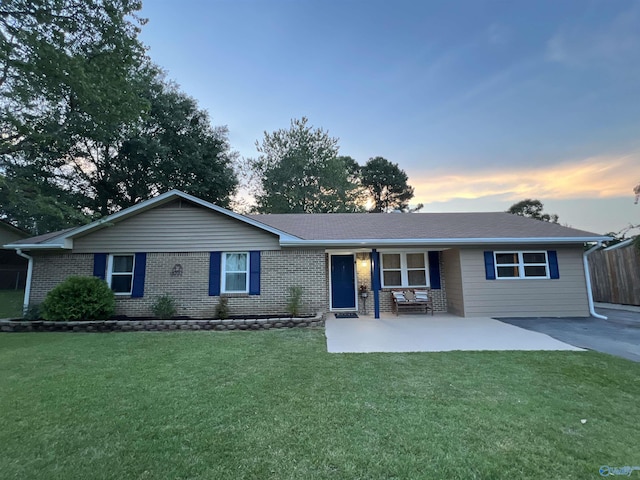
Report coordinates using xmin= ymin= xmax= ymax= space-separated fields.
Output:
xmin=588 ymin=244 xmax=640 ymax=306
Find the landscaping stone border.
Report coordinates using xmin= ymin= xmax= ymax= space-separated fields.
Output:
xmin=0 ymin=313 xmax=325 ymax=333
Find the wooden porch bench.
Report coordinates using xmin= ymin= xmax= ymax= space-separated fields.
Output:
xmin=391 ymin=289 xmax=434 ymax=316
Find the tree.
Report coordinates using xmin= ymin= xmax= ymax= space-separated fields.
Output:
xmin=0 ymin=164 xmax=90 ymax=234
xmin=507 ymin=199 xmax=559 ymax=223
xmin=72 ymin=73 xmax=239 ymax=214
xmin=1 ymin=1 xmax=239 ymax=228
xmin=0 ymin=0 xmax=148 ymax=157
xmin=360 ymin=157 xmax=415 ymax=212
xmin=249 ymin=117 xmax=362 ymax=213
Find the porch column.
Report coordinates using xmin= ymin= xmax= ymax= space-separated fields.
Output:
xmin=371 ymin=249 xmax=380 ymax=319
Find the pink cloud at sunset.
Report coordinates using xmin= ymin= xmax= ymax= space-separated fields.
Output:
xmin=410 ymin=153 xmax=640 ymax=204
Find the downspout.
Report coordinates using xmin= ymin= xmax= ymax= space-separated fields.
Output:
xmin=583 ymin=242 xmax=607 ymax=320
xmin=16 ymin=249 xmax=33 ymax=316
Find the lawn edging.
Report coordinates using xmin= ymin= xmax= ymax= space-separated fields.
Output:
xmin=0 ymin=313 xmax=325 ymax=333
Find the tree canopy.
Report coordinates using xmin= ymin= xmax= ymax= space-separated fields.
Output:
xmin=360 ymin=157 xmax=415 ymax=212
xmin=248 ymin=118 xmax=362 ymax=213
xmin=507 ymin=199 xmax=559 ymax=223
xmin=0 ymin=0 xmax=238 ymax=233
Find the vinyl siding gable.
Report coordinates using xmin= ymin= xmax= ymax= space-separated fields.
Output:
xmin=73 ymin=201 xmax=281 ymax=253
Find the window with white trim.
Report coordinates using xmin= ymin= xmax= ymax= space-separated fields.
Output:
xmin=222 ymin=252 xmax=249 ymax=293
xmin=381 ymin=252 xmax=428 ymax=288
xmin=494 ymin=251 xmax=549 ymax=279
xmin=107 ymin=254 xmax=135 ymax=294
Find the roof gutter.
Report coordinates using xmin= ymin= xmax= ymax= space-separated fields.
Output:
xmin=4 ymin=244 xmax=68 ymax=250
xmin=279 ymin=236 xmax=611 ymax=247
xmin=15 ymin=249 xmax=33 ymax=316
xmin=583 ymin=242 xmax=607 ymax=320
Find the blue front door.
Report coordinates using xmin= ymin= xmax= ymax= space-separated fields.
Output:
xmin=331 ymin=255 xmax=356 ymax=309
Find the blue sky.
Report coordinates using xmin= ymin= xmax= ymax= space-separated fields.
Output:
xmin=139 ymin=0 xmax=640 ymax=234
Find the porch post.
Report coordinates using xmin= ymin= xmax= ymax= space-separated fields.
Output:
xmin=371 ymin=249 xmax=380 ymax=319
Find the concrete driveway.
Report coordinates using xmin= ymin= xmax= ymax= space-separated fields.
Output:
xmin=497 ymin=306 xmax=640 ymax=362
xmin=325 ymin=314 xmax=583 ymax=353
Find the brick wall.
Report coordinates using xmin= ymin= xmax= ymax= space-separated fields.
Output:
xmin=29 ymin=249 xmax=327 ymax=318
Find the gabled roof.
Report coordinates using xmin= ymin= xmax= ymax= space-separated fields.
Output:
xmin=0 ymin=219 xmax=29 ymax=238
xmin=5 ymin=190 xmax=610 ymax=250
xmin=4 ymin=190 xmax=300 ymax=250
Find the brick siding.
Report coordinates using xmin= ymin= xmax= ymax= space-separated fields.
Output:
xmin=30 ymin=248 xmax=447 ymax=318
xmin=29 ymin=249 xmax=327 ymax=318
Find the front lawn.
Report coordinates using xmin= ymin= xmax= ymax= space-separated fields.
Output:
xmin=0 ymin=289 xmax=23 ymax=318
xmin=0 ymin=330 xmax=638 ymax=479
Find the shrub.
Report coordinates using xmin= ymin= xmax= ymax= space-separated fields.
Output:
xmin=151 ymin=294 xmax=177 ymax=319
xmin=215 ymin=297 xmax=229 ymax=320
xmin=286 ymin=286 xmax=304 ymax=316
xmin=23 ymin=304 xmax=42 ymax=321
xmin=42 ymin=276 xmax=115 ymax=321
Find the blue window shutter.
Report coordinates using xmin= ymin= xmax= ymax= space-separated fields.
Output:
xmin=249 ymin=251 xmax=261 ymax=295
xmin=484 ymin=251 xmax=496 ymax=280
xmin=131 ymin=253 xmax=147 ymax=298
xmin=428 ymin=251 xmax=441 ymax=289
xmin=548 ymin=250 xmax=560 ymax=279
xmin=209 ymin=252 xmax=221 ymax=296
xmin=93 ymin=253 xmax=107 ymax=280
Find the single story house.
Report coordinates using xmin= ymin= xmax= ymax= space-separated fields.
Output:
xmin=5 ymin=190 xmax=610 ymax=319
xmin=0 ymin=220 xmax=29 ymax=290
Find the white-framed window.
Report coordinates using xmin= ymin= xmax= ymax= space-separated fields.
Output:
xmin=222 ymin=252 xmax=249 ymax=293
xmin=107 ymin=254 xmax=135 ymax=295
xmin=494 ymin=251 xmax=549 ymax=279
xmin=381 ymin=252 xmax=428 ymax=288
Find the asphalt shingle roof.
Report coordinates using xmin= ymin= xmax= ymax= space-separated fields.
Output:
xmin=248 ymin=212 xmax=602 ymax=240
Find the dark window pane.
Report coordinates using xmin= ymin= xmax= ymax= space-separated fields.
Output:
xmin=113 ymin=255 xmax=134 ymax=273
xmin=406 ymin=253 xmax=425 ymax=268
xmin=496 ymin=253 xmax=518 ymax=264
xmin=497 ymin=266 xmax=519 ymax=278
xmin=383 ymin=271 xmax=402 ymax=286
xmin=382 ymin=254 xmax=401 ymax=269
xmin=524 ymin=266 xmax=547 ymax=277
xmin=408 ymin=270 xmax=426 ymax=286
xmin=523 ymin=252 xmax=546 ymax=264
xmin=111 ymin=275 xmax=132 ymax=293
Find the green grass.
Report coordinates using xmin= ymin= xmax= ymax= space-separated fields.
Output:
xmin=0 ymin=289 xmax=23 ymax=318
xmin=1 ymin=330 xmax=638 ymax=480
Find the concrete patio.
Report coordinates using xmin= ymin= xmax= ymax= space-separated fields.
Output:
xmin=325 ymin=313 xmax=584 ymax=353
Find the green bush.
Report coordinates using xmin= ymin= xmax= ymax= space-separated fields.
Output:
xmin=23 ymin=304 xmax=41 ymax=321
xmin=215 ymin=297 xmax=229 ymax=320
xmin=42 ymin=276 xmax=115 ymax=321
xmin=151 ymin=294 xmax=177 ymax=319
xmin=286 ymin=286 xmax=304 ymax=316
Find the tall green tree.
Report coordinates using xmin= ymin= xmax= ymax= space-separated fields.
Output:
xmin=104 ymin=76 xmax=238 ymax=213
xmin=507 ymin=199 xmax=559 ymax=223
xmin=0 ymin=0 xmax=148 ymax=157
xmin=1 ymin=0 xmax=239 ymax=230
xmin=249 ymin=117 xmax=362 ymax=213
xmin=0 ymin=164 xmax=90 ymax=234
xmin=360 ymin=157 xmax=415 ymax=212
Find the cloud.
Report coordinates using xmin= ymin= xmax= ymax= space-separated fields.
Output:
xmin=546 ymin=5 xmax=640 ymax=68
xmin=410 ymin=153 xmax=640 ymax=204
